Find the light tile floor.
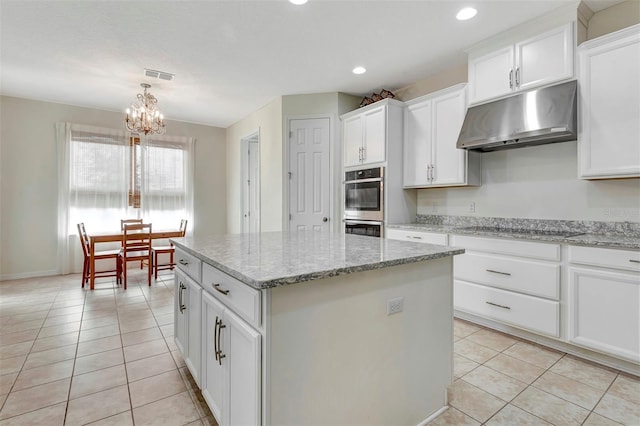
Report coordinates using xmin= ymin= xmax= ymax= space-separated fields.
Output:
xmin=1 ymin=272 xmax=638 ymax=425
xmin=0 ymin=270 xmax=215 ymax=426
xmin=431 ymin=319 xmax=640 ymax=426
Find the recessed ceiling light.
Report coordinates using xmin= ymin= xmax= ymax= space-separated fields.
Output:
xmin=456 ymin=7 xmax=477 ymax=21
xmin=289 ymin=0 xmax=308 ymax=5
xmin=352 ymin=66 xmax=367 ymax=75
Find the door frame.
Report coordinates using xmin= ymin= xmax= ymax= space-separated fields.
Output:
xmin=241 ymin=129 xmax=261 ymax=233
xmin=283 ymin=114 xmax=337 ymax=232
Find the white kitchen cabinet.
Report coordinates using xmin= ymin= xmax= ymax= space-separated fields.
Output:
xmin=341 ymin=99 xmax=403 ymax=168
xmin=174 ymin=252 xmax=202 ymax=386
xmin=386 ymin=228 xmax=448 ymax=246
xmin=567 ymin=245 xmax=640 ymax=362
xmin=201 ymin=280 xmax=261 ymax=426
xmin=468 ymin=23 xmax=574 ymax=105
xmin=404 ymin=84 xmax=480 ymax=188
xmin=578 ymin=24 xmax=640 ymax=179
xmin=451 ymin=235 xmax=561 ymax=337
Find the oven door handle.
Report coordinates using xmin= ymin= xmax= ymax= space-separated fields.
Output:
xmin=343 ymin=219 xmax=384 ymax=225
xmin=344 ymin=177 xmax=383 ymax=184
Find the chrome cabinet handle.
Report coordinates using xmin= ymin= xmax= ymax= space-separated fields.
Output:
xmin=361 ymin=146 xmax=366 ymax=162
xmin=178 ymin=259 xmax=189 ymax=266
xmin=630 ymin=259 xmax=640 ymax=264
xmin=213 ymin=283 xmax=230 ymax=295
xmin=515 ymin=67 xmax=520 ymax=88
xmin=178 ymin=282 xmax=186 ymax=313
xmin=432 ymin=164 xmax=436 ymax=181
xmin=214 ymin=315 xmax=219 ymax=361
xmin=509 ymin=69 xmax=513 ymax=89
xmin=486 ymin=269 xmax=511 ymax=276
xmin=486 ymin=301 xmax=511 ymax=310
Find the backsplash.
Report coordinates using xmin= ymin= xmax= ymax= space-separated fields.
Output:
xmin=416 ymin=214 xmax=640 ymax=237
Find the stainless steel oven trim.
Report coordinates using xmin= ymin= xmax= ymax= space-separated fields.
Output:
xmin=343 ymin=177 xmax=383 ymax=184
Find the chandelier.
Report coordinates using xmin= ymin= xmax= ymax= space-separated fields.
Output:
xmin=124 ymin=83 xmax=166 ymax=135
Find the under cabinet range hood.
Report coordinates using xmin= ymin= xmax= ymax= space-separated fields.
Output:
xmin=457 ymin=80 xmax=577 ymax=152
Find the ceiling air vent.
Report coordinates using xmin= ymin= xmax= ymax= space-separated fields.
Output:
xmin=144 ymin=68 xmax=175 ymax=81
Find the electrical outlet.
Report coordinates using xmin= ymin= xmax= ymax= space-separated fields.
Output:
xmin=469 ymin=202 xmax=476 ymax=213
xmin=387 ymin=297 xmax=404 ymax=315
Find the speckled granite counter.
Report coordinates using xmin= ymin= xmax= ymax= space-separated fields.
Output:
xmin=388 ymin=220 xmax=640 ymax=250
xmin=171 ymin=231 xmax=464 ymax=289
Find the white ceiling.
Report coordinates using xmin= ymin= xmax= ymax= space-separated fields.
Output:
xmin=0 ymin=0 xmax=620 ymax=128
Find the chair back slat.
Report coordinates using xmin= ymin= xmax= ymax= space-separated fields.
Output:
xmin=180 ymin=219 xmax=188 ymax=236
xmin=121 ymin=218 xmax=143 ymax=231
xmin=77 ymin=223 xmax=90 ymax=257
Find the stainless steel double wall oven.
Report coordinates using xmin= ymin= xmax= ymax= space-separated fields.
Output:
xmin=343 ymin=166 xmax=384 ymax=237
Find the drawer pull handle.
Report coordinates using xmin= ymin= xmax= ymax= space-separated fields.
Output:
xmin=178 ymin=259 xmax=189 ymax=266
xmin=486 ymin=301 xmax=511 ymax=310
xmin=630 ymin=259 xmax=640 ymax=264
xmin=409 ymin=236 xmax=422 ymax=239
xmin=486 ymin=269 xmax=511 ymax=276
xmin=213 ymin=283 xmax=230 ymax=295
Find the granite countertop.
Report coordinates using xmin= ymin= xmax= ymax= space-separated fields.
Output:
xmin=387 ymin=223 xmax=640 ymax=250
xmin=171 ymin=231 xmax=464 ymax=289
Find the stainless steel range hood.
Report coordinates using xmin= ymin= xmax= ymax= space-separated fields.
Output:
xmin=457 ymin=80 xmax=577 ymax=152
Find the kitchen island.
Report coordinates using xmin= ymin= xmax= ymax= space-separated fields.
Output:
xmin=171 ymin=231 xmax=464 ymax=426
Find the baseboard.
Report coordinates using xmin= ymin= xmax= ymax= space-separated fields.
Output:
xmin=0 ymin=269 xmax=60 ymax=282
xmin=418 ymin=405 xmax=449 ymax=426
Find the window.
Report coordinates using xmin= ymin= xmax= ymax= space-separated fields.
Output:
xmin=63 ymin=124 xmax=193 ymax=234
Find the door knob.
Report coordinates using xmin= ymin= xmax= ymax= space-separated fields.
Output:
xmin=322 ymin=217 xmax=329 ymax=222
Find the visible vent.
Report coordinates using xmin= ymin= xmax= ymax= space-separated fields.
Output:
xmin=144 ymin=68 xmax=175 ymax=81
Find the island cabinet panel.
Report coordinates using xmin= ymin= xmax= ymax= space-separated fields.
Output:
xmin=386 ymin=228 xmax=449 ymax=246
xmin=265 ymin=258 xmax=453 ymax=426
xmin=174 ymin=268 xmax=202 ymax=386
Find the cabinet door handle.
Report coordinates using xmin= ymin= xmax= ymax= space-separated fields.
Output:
xmin=630 ymin=259 xmax=640 ymax=264
xmin=411 ymin=236 xmax=422 ymax=240
xmin=214 ymin=315 xmax=219 ymax=361
xmin=216 ymin=318 xmax=226 ymax=366
xmin=515 ymin=67 xmax=520 ymax=88
xmin=486 ymin=301 xmax=511 ymax=310
xmin=361 ymin=146 xmax=366 ymax=162
xmin=178 ymin=259 xmax=189 ymax=266
xmin=486 ymin=269 xmax=511 ymax=276
xmin=213 ymin=283 xmax=230 ymax=295
xmin=432 ymin=164 xmax=436 ymax=181
xmin=179 ymin=282 xmax=186 ymax=313
xmin=509 ymin=69 xmax=513 ymax=89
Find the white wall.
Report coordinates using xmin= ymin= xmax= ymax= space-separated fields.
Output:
xmin=0 ymin=96 xmax=227 ymax=280
xmin=417 ymin=141 xmax=640 ymax=222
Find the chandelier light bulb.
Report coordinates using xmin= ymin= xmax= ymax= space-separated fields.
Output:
xmin=124 ymin=83 xmax=166 ymax=135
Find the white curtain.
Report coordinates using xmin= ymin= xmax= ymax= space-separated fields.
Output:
xmin=56 ymin=123 xmax=129 ymax=274
xmin=141 ymin=135 xmax=195 ymax=233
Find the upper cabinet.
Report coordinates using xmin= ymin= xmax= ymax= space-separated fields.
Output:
xmin=578 ymin=24 xmax=640 ymax=179
xmin=342 ymin=99 xmax=403 ymax=168
xmin=403 ymin=84 xmax=480 ymax=188
xmin=468 ymin=23 xmax=574 ymax=105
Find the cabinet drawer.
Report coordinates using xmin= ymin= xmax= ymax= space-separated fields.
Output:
xmin=202 ymin=263 xmax=261 ymax=327
xmin=386 ymin=229 xmax=448 ymax=245
xmin=569 ymin=245 xmax=640 ymax=272
xmin=175 ymin=248 xmax=202 ymax=282
xmin=451 ymin=235 xmax=560 ymax=261
xmin=455 ymin=280 xmax=560 ymax=337
xmin=454 ymin=253 xmax=559 ymax=299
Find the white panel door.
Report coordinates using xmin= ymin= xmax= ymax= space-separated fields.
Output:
xmin=403 ymin=100 xmax=432 ymax=187
xmin=362 ymin=105 xmax=386 ymax=164
xmin=468 ymin=45 xmax=514 ymax=104
xmin=289 ymin=118 xmax=332 ymax=232
xmin=431 ymin=88 xmax=467 ymax=186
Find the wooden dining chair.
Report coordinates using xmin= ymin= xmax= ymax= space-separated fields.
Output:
xmin=77 ymin=223 xmax=119 ymax=288
xmin=152 ymin=219 xmax=188 ymax=279
xmin=117 ymin=223 xmax=153 ymax=289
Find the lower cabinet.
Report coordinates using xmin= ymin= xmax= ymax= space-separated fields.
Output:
xmin=201 ymin=291 xmax=261 ymax=426
xmin=568 ymin=245 xmax=640 ymax=362
xmin=386 ymin=228 xmax=448 ymax=245
xmin=174 ymin=269 xmax=202 ymax=386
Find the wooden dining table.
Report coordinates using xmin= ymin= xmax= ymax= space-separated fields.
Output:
xmin=89 ymin=229 xmax=183 ymax=290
